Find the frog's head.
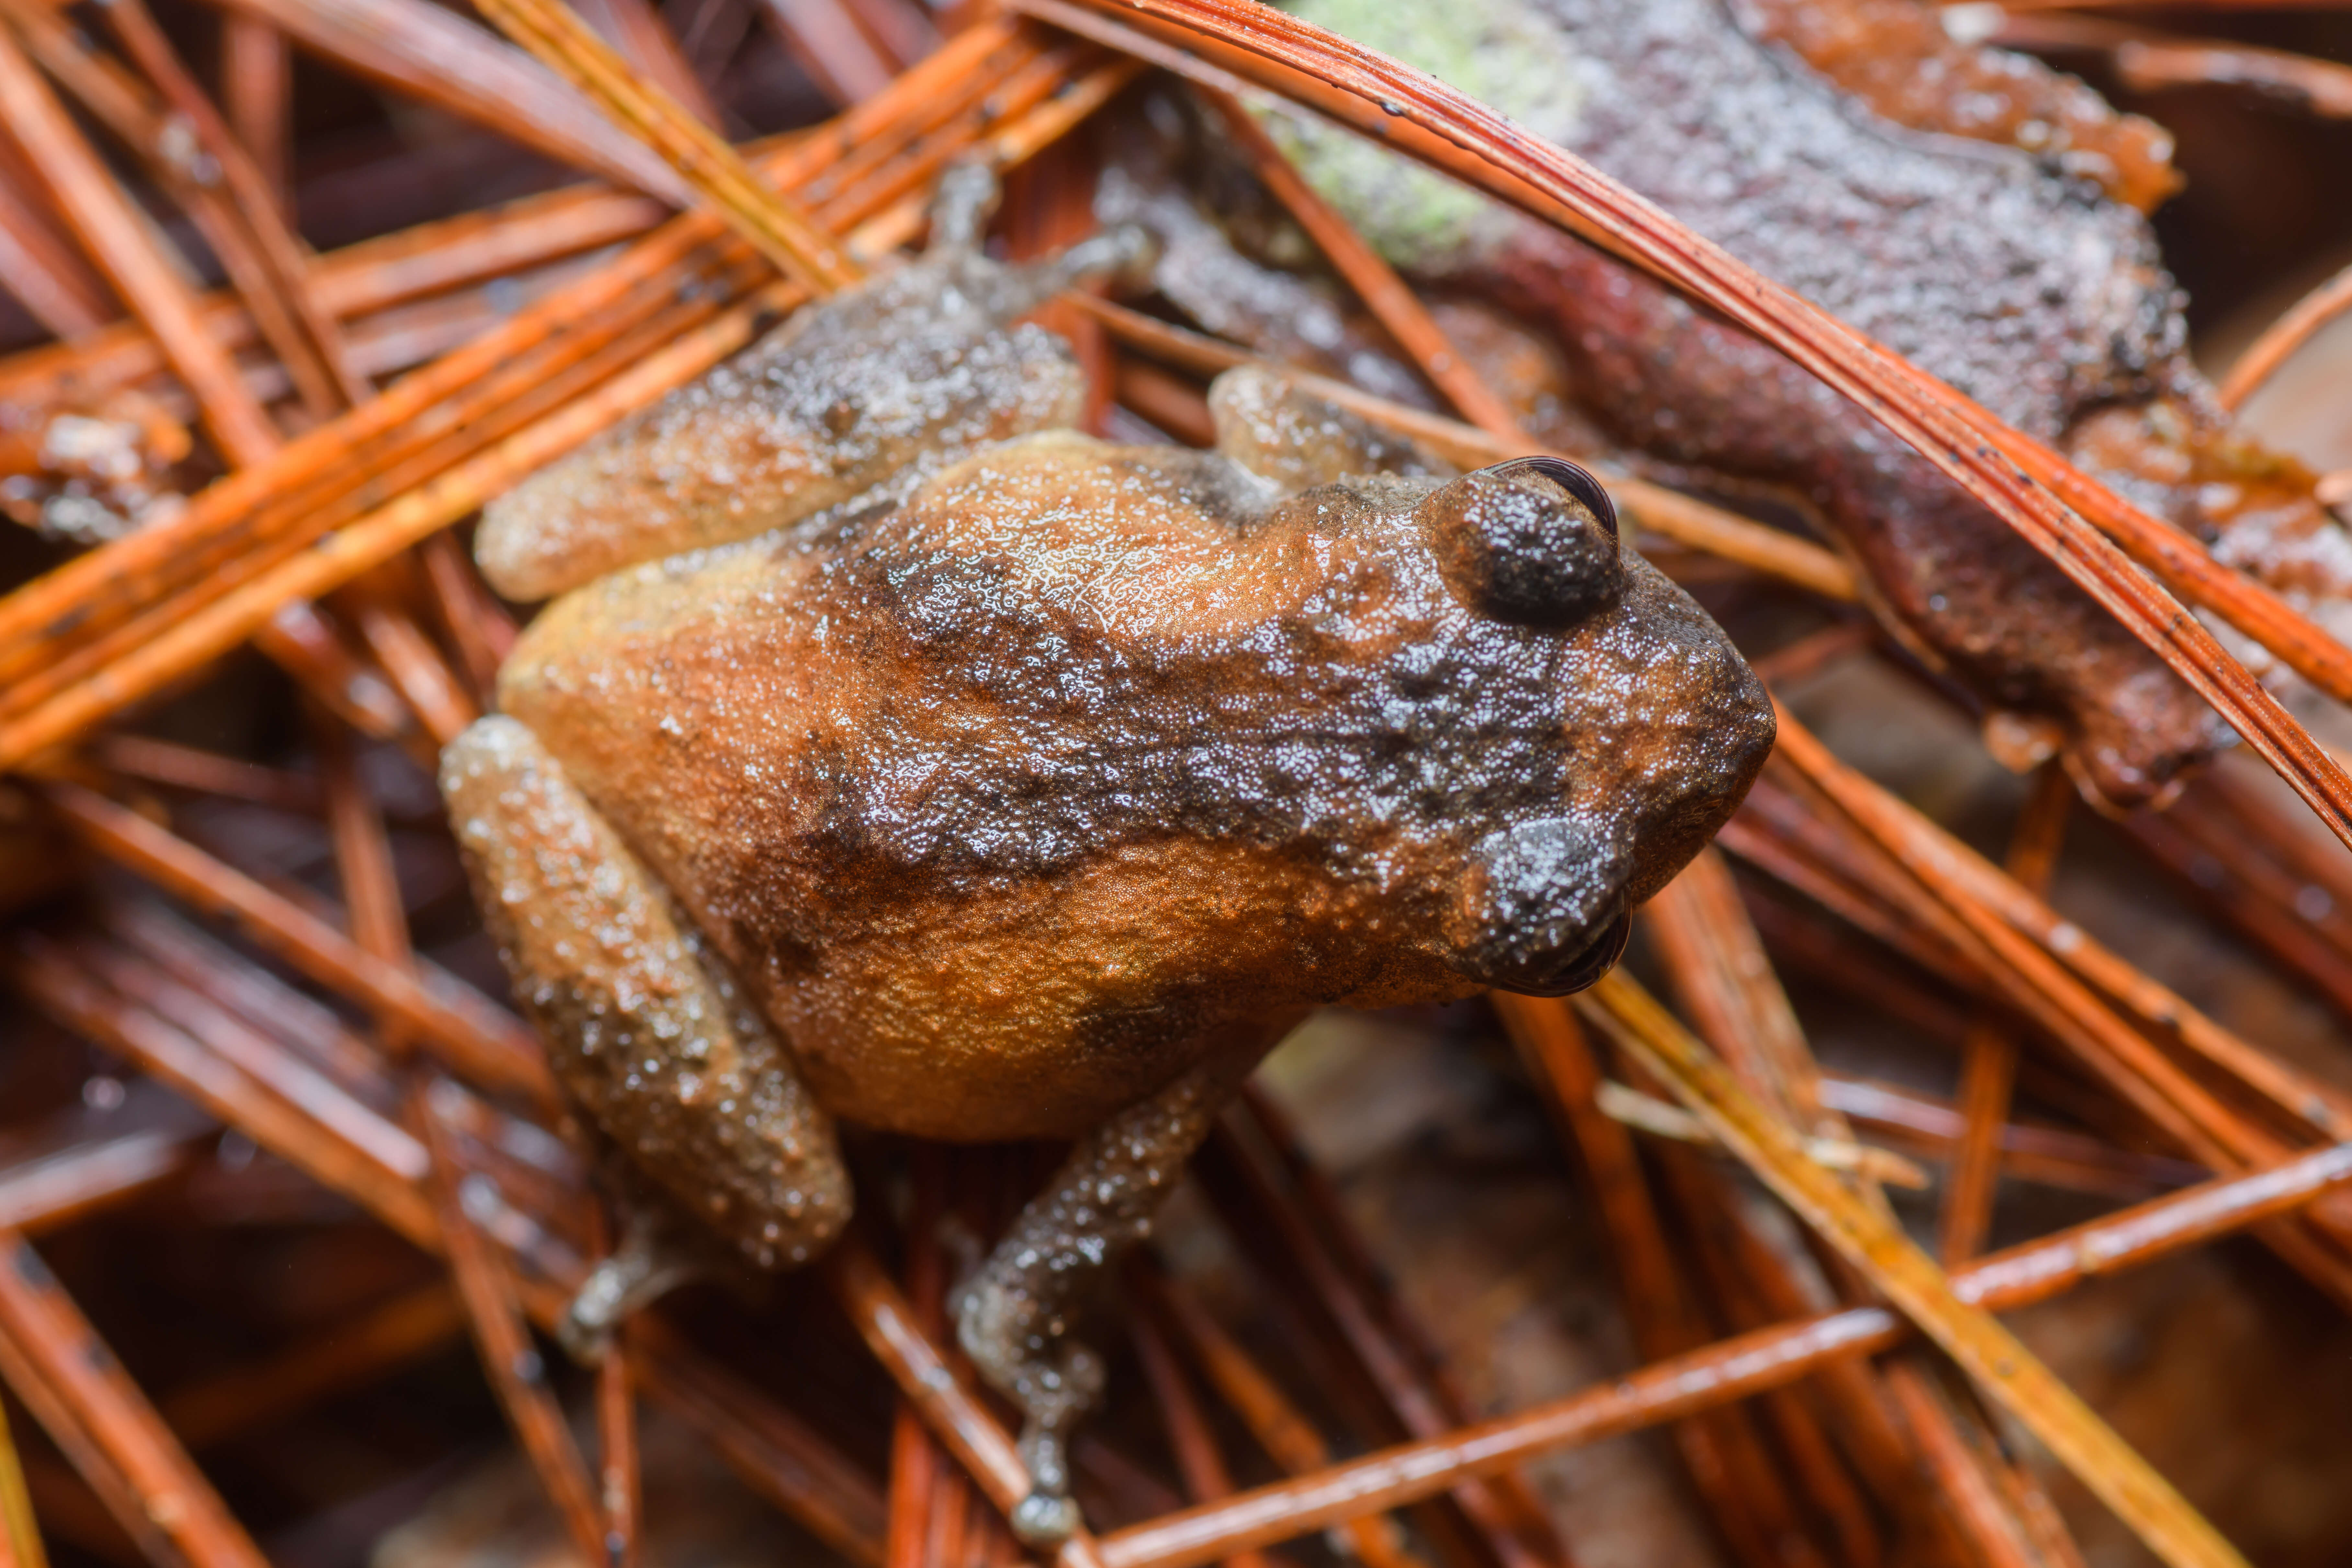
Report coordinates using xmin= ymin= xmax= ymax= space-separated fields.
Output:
xmin=1400 ymin=456 xmax=1642 ymax=993
xmin=1321 ymin=452 xmax=1774 ymax=999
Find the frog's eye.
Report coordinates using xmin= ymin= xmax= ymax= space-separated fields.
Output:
xmin=1418 ymin=456 xmax=1622 ymax=627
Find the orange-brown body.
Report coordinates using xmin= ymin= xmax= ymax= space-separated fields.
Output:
xmin=494 ymin=427 xmax=1772 ymax=1142
xmin=440 ymin=204 xmax=1772 ymax=1531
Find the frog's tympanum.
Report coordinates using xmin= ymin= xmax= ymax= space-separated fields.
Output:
xmin=440 ymin=171 xmax=1774 ymax=1543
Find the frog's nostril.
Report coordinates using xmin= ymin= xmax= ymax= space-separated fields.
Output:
xmin=1420 ymin=456 xmax=1623 ymax=627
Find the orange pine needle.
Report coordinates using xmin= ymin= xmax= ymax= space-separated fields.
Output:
xmin=474 ymin=0 xmax=862 ymax=293
xmin=1577 ymin=968 xmax=2248 ymax=1568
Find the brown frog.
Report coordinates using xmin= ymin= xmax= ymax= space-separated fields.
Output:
xmin=439 ymin=171 xmax=1775 ymax=1542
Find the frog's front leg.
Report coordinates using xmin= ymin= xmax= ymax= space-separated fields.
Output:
xmin=554 ymin=1167 xmax=712 ymax=1357
xmin=953 ymin=1033 xmax=1286 ymax=1545
xmin=440 ymin=717 xmax=850 ymax=1352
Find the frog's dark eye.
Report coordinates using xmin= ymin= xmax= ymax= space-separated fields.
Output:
xmin=1418 ymin=456 xmax=1622 ymax=627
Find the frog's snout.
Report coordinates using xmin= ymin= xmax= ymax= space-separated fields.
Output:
xmin=1419 ymin=456 xmax=1623 ymax=628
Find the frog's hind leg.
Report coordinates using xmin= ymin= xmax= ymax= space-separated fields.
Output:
xmin=440 ymin=717 xmax=851 ymax=1355
xmin=476 ymin=166 xmax=1152 ymax=605
xmin=953 ymin=1037 xmax=1275 ymax=1546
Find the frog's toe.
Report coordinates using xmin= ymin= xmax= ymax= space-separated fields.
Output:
xmin=1007 ymin=1391 xmax=1090 ymax=1545
xmin=1010 ymin=1487 xmax=1082 ymax=1548
xmin=556 ymin=1261 xmax=629 ymax=1364
xmin=1056 ymin=223 xmax=1159 ymax=291
xmin=929 ymin=161 xmax=1001 ymax=251
xmin=953 ymin=1274 xmax=1095 ymax=1541
xmin=557 ymin=1213 xmax=700 ymax=1363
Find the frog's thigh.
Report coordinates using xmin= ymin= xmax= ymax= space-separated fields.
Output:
xmin=440 ymin=717 xmax=850 ymax=1331
xmin=953 ymin=1037 xmax=1272 ymax=1546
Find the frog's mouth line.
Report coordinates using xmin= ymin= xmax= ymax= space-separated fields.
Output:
xmin=1498 ymin=906 xmax=1632 ymax=998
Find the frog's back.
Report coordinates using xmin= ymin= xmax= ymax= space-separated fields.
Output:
xmin=495 ymin=532 xmax=861 ymax=971
xmin=497 ymin=433 xmax=1773 ymax=1140
xmin=492 ymin=447 xmax=1411 ymax=1138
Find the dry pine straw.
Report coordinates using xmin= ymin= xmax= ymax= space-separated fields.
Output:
xmin=0 ymin=3 xmax=2348 ymax=1567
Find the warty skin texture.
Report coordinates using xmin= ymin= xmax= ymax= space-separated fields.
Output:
xmin=474 ymin=188 xmax=1134 ymax=603
xmin=441 ymin=206 xmax=1775 ymax=1529
xmin=493 ymin=423 xmax=1774 ymax=1142
xmin=1127 ymin=0 xmax=2352 ymax=806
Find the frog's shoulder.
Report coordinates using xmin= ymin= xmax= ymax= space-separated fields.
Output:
xmin=890 ymin=429 xmax=1287 ymax=540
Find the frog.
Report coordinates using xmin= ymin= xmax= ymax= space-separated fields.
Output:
xmin=438 ymin=167 xmax=1776 ymax=1544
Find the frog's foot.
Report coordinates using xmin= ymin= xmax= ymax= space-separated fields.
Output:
xmin=929 ymin=160 xmax=1002 ymax=252
xmin=558 ymin=1197 xmax=702 ymax=1363
xmin=927 ymin=160 xmax=1155 ymax=280
xmin=923 ymin=159 xmax=1157 ymax=318
xmin=946 ymin=223 xmax=1155 ymax=328
xmin=952 ymin=1042 xmax=1271 ymax=1545
xmin=1042 ymin=223 xmax=1158 ymax=295
xmin=957 ymin=1292 xmax=1099 ymax=1547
